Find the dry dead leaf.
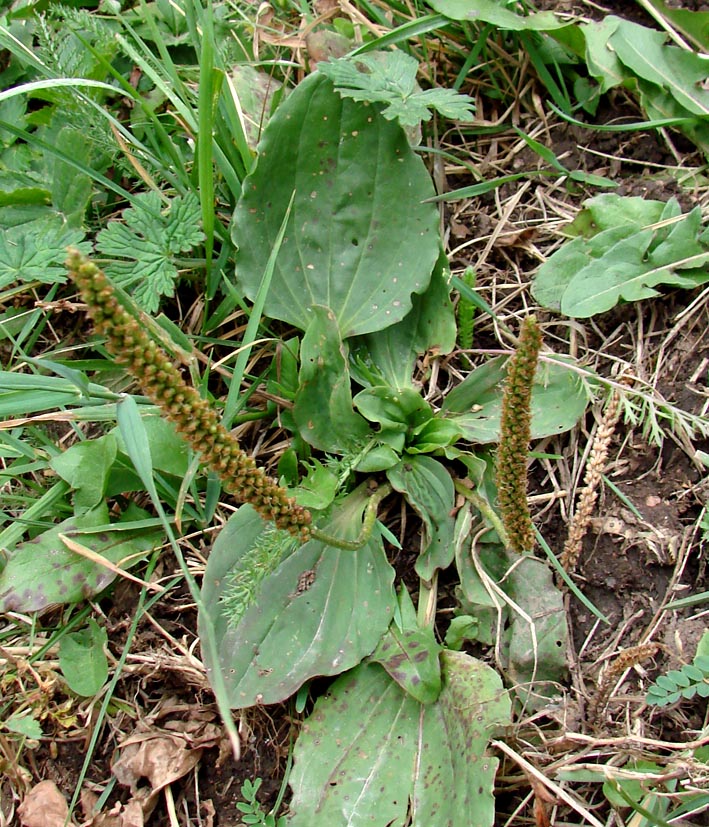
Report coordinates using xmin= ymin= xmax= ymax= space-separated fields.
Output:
xmin=200 ymin=800 xmax=216 ymax=827
xmin=313 ymin=0 xmax=340 ymax=15
xmin=80 ymin=792 xmax=123 ymax=827
xmin=117 ymin=800 xmax=144 ymax=827
xmin=113 ymin=721 xmax=221 ymax=789
xmin=494 ymin=228 xmax=538 ymax=248
xmin=18 ymin=780 xmax=69 ymax=827
xmin=305 ymin=30 xmax=351 ymax=65
xmin=110 ymin=720 xmax=222 ymax=826
xmin=113 ymin=732 xmax=197 ymax=793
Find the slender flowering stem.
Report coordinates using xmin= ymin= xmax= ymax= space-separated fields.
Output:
xmin=65 ymin=249 xmax=312 ymax=541
xmin=495 ymin=316 xmax=541 ymax=554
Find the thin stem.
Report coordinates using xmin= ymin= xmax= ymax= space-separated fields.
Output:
xmin=453 ymin=479 xmax=512 ymax=550
xmin=310 ymin=483 xmax=392 ymax=550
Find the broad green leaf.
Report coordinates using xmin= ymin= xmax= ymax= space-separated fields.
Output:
xmin=387 ymin=455 xmax=455 ymax=580
xmin=429 ymin=0 xmax=567 ymax=30
xmin=0 ymin=96 xmax=27 ymax=145
xmin=580 ymin=17 xmax=625 ymax=93
xmin=50 ymin=433 xmax=117 ymax=512
xmin=290 ymin=663 xmax=416 ymax=827
xmin=559 ymin=209 xmax=709 ymax=317
xmin=609 ymin=19 xmax=709 ymax=116
xmin=354 ymin=386 xmax=433 ymax=435
xmin=117 ymin=394 xmax=160 ymax=504
xmin=453 ymin=508 xmax=509 ymax=647
xmin=292 ymin=460 xmax=339 ymax=510
xmin=112 ymin=413 xmax=189 ymax=479
xmin=355 ymin=444 xmax=400 ymax=473
xmin=0 ymin=170 xmax=49 ymax=207
xmin=4 ymin=713 xmax=42 ymax=739
xmin=59 ymin=618 xmax=108 ymax=697
xmin=408 ymin=416 xmax=462 ymax=454
xmin=566 ymin=193 xmax=667 ymax=239
xmin=0 ymin=503 xmax=163 ymax=613
xmin=442 ymin=356 xmax=591 ymax=443
xmin=227 ymin=65 xmax=282 ymax=150
xmin=0 ymin=204 xmax=54 ymax=229
xmin=50 ymin=127 xmax=93 ymax=227
xmin=199 ymin=488 xmax=396 ymax=708
xmin=533 ymin=197 xmax=709 ymax=316
xmin=393 ymin=581 xmax=418 ymax=629
xmin=638 ymin=78 xmax=709 ymax=156
xmin=453 ymin=504 xmax=567 ymax=707
xmin=369 ymin=622 xmax=442 ymax=704
xmin=502 ymin=552 xmax=568 ymax=710
xmin=0 ymin=216 xmax=88 ymax=289
xmin=638 ymin=0 xmax=709 ymax=51
xmin=289 ymin=651 xmax=510 ymax=827
xmin=293 ymin=306 xmax=370 ymax=452
xmin=532 ymin=227 xmax=640 ymax=312
xmin=349 ymin=250 xmax=457 ymax=390
xmin=232 ymin=73 xmax=440 ymax=338
xmin=413 ymin=651 xmax=510 ymax=825
xmin=444 ymin=615 xmax=480 ymax=651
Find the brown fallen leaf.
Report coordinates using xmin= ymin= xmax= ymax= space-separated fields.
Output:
xmin=110 ymin=720 xmax=222 ymax=825
xmin=18 ymin=780 xmax=69 ymax=827
xmin=494 ymin=227 xmax=538 ymax=248
xmin=118 ymin=800 xmax=145 ymax=827
xmin=113 ymin=721 xmax=221 ymax=790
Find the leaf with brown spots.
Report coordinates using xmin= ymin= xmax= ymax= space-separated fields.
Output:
xmin=369 ymin=622 xmax=442 ymax=704
xmin=199 ymin=488 xmax=396 ymax=708
xmin=289 ymin=651 xmax=511 ymax=827
xmin=0 ymin=503 xmax=163 ymax=613
xmin=232 ymin=73 xmax=440 ymax=339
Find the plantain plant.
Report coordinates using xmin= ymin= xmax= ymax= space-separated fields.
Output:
xmin=192 ymin=68 xmax=587 ymax=824
xmin=11 ymin=54 xmax=590 ymax=826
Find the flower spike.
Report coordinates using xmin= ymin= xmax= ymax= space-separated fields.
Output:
xmin=66 ymin=249 xmax=311 ymax=541
xmin=495 ymin=316 xmax=541 ymax=554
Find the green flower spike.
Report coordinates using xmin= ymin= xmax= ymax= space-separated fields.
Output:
xmin=495 ymin=316 xmax=541 ymax=554
xmin=65 ymin=249 xmax=312 ymax=542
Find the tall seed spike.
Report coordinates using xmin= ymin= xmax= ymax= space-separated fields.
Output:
xmin=495 ymin=316 xmax=542 ymax=554
xmin=65 ymin=249 xmax=311 ymax=540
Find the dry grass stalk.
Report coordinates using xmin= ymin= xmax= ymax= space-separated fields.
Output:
xmin=560 ymin=389 xmax=622 ymax=573
xmin=587 ymin=642 xmax=659 ymax=724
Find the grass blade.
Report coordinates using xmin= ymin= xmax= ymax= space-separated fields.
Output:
xmin=222 ymin=191 xmax=296 ymax=428
xmin=535 ymin=527 xmax=610 ymax=624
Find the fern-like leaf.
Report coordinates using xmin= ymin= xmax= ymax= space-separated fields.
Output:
xmin=318 ymin=52 xmax=475 ymax=129
xmin=95 ymin=191 xmax=204 ymax=312
xmin=646 ymin=655 xmax=709 ymax=706
xmin=219 ymin=526 xmax=299 ymax=629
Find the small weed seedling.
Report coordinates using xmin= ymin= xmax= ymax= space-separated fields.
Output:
xmin=237 ymin=778 xmax=287 ymax=827
xmin=646 ymin=631 xmax=709 ymax=707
